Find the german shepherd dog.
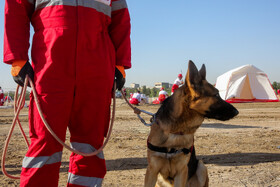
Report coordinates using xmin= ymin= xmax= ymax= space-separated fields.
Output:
xmin=144 ymin=61 xmax=239 ymax=187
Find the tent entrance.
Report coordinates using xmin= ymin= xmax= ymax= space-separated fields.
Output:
xmin=238 ymin=75 xmax=254 ymax=100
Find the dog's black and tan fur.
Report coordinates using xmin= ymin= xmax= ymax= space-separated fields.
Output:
xmin=144 ymin=61 xmax=239 ymax=187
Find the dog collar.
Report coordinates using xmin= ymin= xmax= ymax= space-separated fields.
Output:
xmin=147 ymin=141 xmax=194 ymax=155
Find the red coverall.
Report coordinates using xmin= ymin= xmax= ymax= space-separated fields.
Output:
xmin=0 ymin=90 xmax=4 ymax=106
xmin=4 ymin=0 xmax=131 ymax=186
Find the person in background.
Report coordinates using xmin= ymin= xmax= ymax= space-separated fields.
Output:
xmin=129 ymin=91 xmax=141 ymax=105
xmin=0 ymin=87 xmax=4 ymax=106
xmin=3 ymin=0 xmax=131 ymax=186
xmin=123 ymin=88 xmax=127 ymax=97
xmin=140 ymin=93 xmax=149 ymax=104
xmin=171 ymin=73 xmax=184 ymax=94
xmin=4 ymin=95 xmax=13 ymax=103
xmin=158 ymin=87 xmax=168 ymax=103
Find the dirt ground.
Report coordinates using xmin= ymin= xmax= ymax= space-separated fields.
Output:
xmin=1 ymin=100 xmax=280 ymax=187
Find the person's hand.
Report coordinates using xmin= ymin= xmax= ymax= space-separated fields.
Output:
xmin=11 ymin=60 xmax=34 ymax=87
xmin=115 ymin=65 xmax=125 ymax=90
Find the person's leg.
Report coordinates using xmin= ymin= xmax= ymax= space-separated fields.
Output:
xmin=20 ymin=25 xmax=77 ymax=186
xmin=67 ymin=77 xmax=113 ymax=187
xmin=67 ymin=28 xmax=115 ymax=186
xmin=20 ymin=88 xmax=74 ymax=186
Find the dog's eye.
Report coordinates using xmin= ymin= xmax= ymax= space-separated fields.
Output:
xmin=215 ymin=93 xmax=220 ymax=97
xmin=193 ymin=96 xmax=200 ymax=101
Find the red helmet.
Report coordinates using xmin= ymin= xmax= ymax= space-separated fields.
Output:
xmin=178 ymin=74 xmax=183 ymax=78
xmin=160 ymin=87 xmax=164 ymax=91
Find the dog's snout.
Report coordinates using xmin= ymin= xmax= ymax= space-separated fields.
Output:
xmin=234 ymin=109 xmax=239 ymax=116
xmin=234 ymin=108 xmax=239 ymax=116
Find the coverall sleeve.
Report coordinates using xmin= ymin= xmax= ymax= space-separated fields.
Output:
xmin=3 ymin=0 xmax=34 ymax=64
xmin=109 ymin=0 xmax=131 ymax=69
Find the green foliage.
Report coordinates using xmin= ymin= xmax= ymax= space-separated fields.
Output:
xmin=165 ymin=87 xmax=172 ymax=96
xmin=142 ymin=86 xmax=147 ymax=94
xmin=141 ymin=86 xmax=151 ymax=96
xmin=145 ymin=88 xmax=151 ymax=96
xmin=151 ymin=87 xmax=158 ymax=97
xmin=272 ymin=81 xmax=280 ymax=90
xmin=124 ymin=88 xmax=137 ymax=98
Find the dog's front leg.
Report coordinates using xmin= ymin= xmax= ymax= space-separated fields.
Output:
xmin=144 ymin=166 xmax=159 ymax=187
xmin=173 ymin=167 xmax=188 ymax=187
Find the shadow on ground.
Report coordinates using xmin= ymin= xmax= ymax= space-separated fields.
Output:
xmin=200 ymin=152 xmax=280 ymax=166
xmin=1 ymin=152 xmax=279 ymax=175
xmin=105 ymin=152 xmax=280 ymax=171
xmin=201 ymin=123 xmax=260 ymax=129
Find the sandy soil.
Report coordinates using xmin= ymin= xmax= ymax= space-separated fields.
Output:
xmin=1 ymin=100 xmax=280 ymax=187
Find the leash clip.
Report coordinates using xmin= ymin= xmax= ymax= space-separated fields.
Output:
xmin=137 ymin=113 xmax=155 ymax=127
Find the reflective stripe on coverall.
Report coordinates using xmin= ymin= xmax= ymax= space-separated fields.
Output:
xmin=4 ymin=0 xmax=131 ymax=186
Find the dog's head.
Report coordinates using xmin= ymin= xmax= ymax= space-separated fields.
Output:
xmin=184 ymin=60 xmax=239 ymax=121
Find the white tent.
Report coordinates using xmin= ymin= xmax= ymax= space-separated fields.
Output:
xmin=215 ymin=65 xmax=279 ymax=103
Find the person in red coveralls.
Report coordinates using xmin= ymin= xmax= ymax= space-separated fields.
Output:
xmin=129 ymin=91 xmax=141 ymax=105
xmin=4 ymin=0 xmax=131 ymax=186
xmin=171 ymin=73 xmax=184 ymax=94
xmin=0 ymin=87 xmax=4 ymax=106
xmin=158 ymin=87 xmax=168 ymax=103
xmin=152 ymin=88 xmax=168 ymax=104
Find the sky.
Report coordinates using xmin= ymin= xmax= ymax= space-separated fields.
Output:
xmin=0 ymin=0 xmax=280 ymax=91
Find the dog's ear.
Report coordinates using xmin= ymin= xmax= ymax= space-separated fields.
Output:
xmin=199 ymin=64 xmax=206 ymax=80
xmin=186 ymin=60 xmax=201 ymax=88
